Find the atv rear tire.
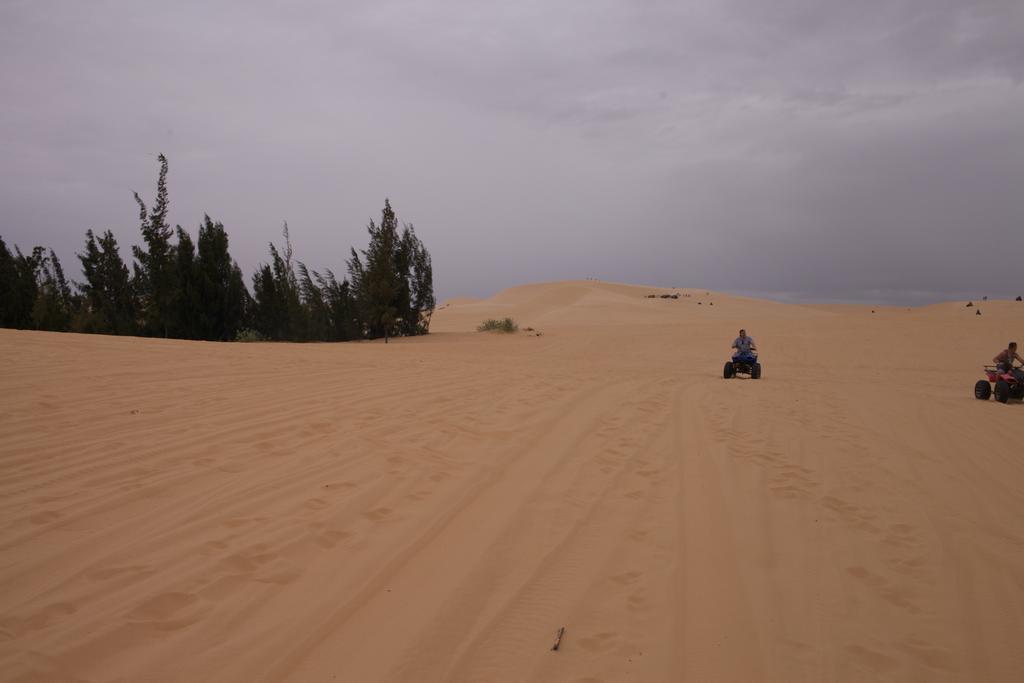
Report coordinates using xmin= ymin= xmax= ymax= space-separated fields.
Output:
xmin=975 ymin=380 xmax=991 ymax=400
xmin=723 ymin=362 xmax=735 ymax=379
xmin=1011 ymin=384 xmax=1024 ymax=400
xmin=751 ymin=363 xmax=762 ymax=379
xmin=994 ymin=380 xmax=1010 ymax=404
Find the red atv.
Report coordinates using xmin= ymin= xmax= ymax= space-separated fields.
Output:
xmin=975 ymin=365 xmax=1024 ymax=403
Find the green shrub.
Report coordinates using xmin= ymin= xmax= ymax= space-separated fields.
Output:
xmin=235 ymin=327 xmax=267 ymax=342
xmin=477 ymin=317 xmax=518 ymax=333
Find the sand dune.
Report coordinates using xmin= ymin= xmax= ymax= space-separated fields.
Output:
xmin=2 ymin=280 xmax=1024 ymax=682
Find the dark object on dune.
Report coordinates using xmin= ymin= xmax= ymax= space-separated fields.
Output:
xmin=709 ymin=302 xmax=713 ymax=306
xmin=698 ymin=302 xmax=702 ymax=305
xmin=871 ymin=310 xmax=875 ymax=314
xmin=1017 ymin=296 xmax=1022 ymax=301
xmin=966 ymin=301 xmax=973 ymax=307
xmin=658 ymin=294 xmax=679 ymax=299
xmin=551 ymin=626 xmax=565 ymax=651
xmin=983 ymin=296 xmax=988 ymax=301
xmin=646 ymin=294 xmax=656 ymax=298
xmin=976 ymin=309 xmax=982 ymax=316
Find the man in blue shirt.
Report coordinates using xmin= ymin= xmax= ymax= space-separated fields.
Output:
xmin=732 ymin=329 xmax=757 ymax=358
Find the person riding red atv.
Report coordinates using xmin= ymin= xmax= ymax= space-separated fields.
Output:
xmin=975 ymin=365 xmax=1024 ymax=403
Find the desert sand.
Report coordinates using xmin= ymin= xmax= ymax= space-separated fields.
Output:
xmin=2 ymin=280 xmax=1024 ymax=682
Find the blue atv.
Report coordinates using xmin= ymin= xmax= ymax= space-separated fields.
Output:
xmin=724 ymin=353 xmax=761 ymax=379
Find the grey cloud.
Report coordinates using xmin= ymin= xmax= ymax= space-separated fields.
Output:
xmin=1 ymin=0 xmax=1022 ymax=304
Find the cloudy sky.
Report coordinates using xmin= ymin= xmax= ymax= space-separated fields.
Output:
xmin=2 ymin=0 xmax=1022 ymax=304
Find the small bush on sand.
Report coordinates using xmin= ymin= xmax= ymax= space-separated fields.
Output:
xmin=478 ymin=317 xmax=518 ymax=333
xmin=235 ymin=327 xmax=267 ymax=342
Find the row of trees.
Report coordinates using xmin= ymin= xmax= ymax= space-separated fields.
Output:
xmin=0 ymin=156 xmax=434 ymax=342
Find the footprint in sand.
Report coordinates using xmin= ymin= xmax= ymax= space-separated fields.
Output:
xmin=895 ymin=638 xmax=954 ymax=672
xmin=629 ymin=529 xmax=650 ymax=542
xmin=578 ymin=631 xmax=618 ymax=653
xmin=198 ymin=574 xmax=248 ymax=602
xmin=846 ymin=566 xmax=920 ymax=613
xmin=199 ymin=539 xmax=230 ymax=555
xmin=886 ymin=555 xmax=927 ymax=578
xmin=222 ymin=516 xmax=267 ymax=529
xmin=251 ymin=568 xmax=301 ymax=585
xmin=846 ymin=644 xmax=900 ymax=674
xmin=770 ymin=484 xmax=812 ymax=500
xmin=610 ymin=570 xmax=642 ymax=585
xmin=824 ymin=497 xmax=881 ymax=534
xmin=363 ymin=507 xmax=393 ymax=522
xmin=0 ymin=602 xmax=77 ymax=638
xmin=127 ymin=592 xmax=197 ymax=621
xmin=626 ymin=591 xmax=648 ymax=612
xmin=314 ymin=529 xmax=353 ymax=549
xmin=84 ymin=565 xmax=152 ymax=582
xmin=221 ymin=545 xmax=276 ymax=573
xmin=307 ymin=421 xmax=333 ymax=435
xmin=29 ymin=510 xmax=61 ymax=525
xmin=882 ymin=523 xmax=919 ymax=549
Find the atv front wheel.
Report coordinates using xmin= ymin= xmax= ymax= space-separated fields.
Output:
xmin=994 ymin=380 xmax=1010 ymax=404
xmin=751 ymin=363 xmax=762 ymax=379
xmin=974 ymin=380 xmax=991 ymax=400
xmin=723 ymin=362 xmax=735 ymax=379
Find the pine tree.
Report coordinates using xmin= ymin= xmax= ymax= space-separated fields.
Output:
xmin=0 ymin=236 xmax=19 ymax=327
xmin=251 ymin=262 xmax=281 ymax=339
xmin=0 ymin=240 xmax=41 ymax=329
xmin=196 ymin=215 xmax=248 ymax=341
xmin=346 ymin=200 xmax=434 ymax=341
xmin=1 ymin=240 xmax=82 ymax=332
xmin=77 ymin=230 xmax=137 ymax=335
xmin=31 ymin=249 xmax=75 ymax=331
xmin=252 ymin=223 xmax=304 ymax=340
xmin=132 ymin=154 xmax=175 ymax=337
xmin=394 ymin=224 xmax=435 ymax=335
xmin=319 ymin=269 xmax=358 ymax=341
xmin=172 ymin=226 xmax=200 ymax=339
xmin=297 ymin=262 xmax=330 ymax=341
xmin=346 ymin=246 xmax=367 ymax=336
xmin=408 ymin=225 xmax=435 ymax=334
xmin=350 ymin=199 xmax=402 ymax=342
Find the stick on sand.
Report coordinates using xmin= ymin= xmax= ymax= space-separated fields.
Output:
xmin=551 ymin=626 xmax=565 ymax=651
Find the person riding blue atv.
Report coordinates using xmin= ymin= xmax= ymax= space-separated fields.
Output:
xmin=724 ymin=352 xmax=761 ymax=379
xmin=724 ymin=328 xmax=762 ymax=379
